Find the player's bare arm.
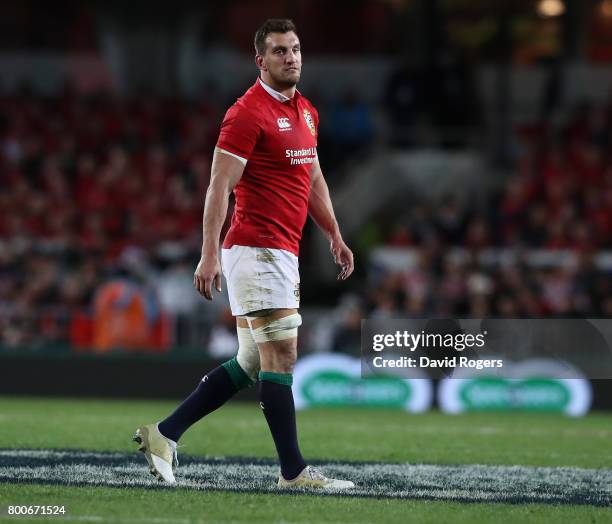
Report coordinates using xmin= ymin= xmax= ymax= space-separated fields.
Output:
xmin=194 ymin=148 xmax=245 ymax=300
xmin=308 ymin=156 xmax=354 ymax=280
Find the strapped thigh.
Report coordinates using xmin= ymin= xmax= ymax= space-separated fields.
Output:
xmin=246 ymin=313 xmax=302 ymax=344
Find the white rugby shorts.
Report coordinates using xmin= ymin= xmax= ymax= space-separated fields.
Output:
xmin=221 ymin=245 xmax=300 ymax=316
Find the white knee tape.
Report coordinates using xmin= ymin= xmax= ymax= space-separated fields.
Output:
xmin=236 ymin=326 xmax=260 ymax=382
xmin=248 ymin=313 xmax=302 ymax=343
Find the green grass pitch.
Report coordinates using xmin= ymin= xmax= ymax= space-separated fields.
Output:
xmin=1 ymin=396 xmax=611 ymax=523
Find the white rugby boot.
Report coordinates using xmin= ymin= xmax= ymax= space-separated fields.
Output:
xmin=278 ymin=465 xmax=355 ymax=490
xmin=132 ymin=423 xmax=178 ymax=484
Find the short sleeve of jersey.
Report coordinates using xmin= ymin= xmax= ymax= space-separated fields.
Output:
xmin=216 ymin=104 xmax=261 ymax=161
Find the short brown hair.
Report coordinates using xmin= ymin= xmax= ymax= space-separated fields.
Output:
xmin=254 ymin=19 xmax=297 ymax=55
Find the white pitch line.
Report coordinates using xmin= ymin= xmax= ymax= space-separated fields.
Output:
xmin=1 ymin=449 xmax=611 ymax=507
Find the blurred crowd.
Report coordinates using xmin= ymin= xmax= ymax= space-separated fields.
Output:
xmin=1 ymin=85 xmax=611 ymax=353
xmin=379 ymin=92 xmax=612 ymax=251
xmin=0 ymin=87 xmax=221 ymax=349
xmin=0 ymin=87 xmax=220 ymax=253
xmin=327 ymin=93 xmax=612 ymax=354
xmin=330 ymin=249 xmax=612 ymax=354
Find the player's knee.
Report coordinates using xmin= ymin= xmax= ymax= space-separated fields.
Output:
xmin=221 ymin=325 xmax=261 ymax=389
xmin=257 ymin=340 xmax=297 ymax=373
xmin=275 ymin=344 xmax=297 ymax=372
xmin=235 ymin=326 xmax=260 ymax=382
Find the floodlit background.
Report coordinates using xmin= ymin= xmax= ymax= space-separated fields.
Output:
xmin=1 ymin=0 xmax=612 ymax=409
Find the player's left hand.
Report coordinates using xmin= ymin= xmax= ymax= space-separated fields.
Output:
xmin=330 ymin=236 xmax=354 ymax=280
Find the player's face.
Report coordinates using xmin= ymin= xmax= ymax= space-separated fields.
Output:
xmin=261 ymin=31 xmax=301 ymax=87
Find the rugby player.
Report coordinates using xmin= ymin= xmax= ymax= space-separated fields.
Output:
xmin=134 ymin=19 xmax=354 ymax=489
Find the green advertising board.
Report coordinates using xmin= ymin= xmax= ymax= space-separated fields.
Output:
xmin=293 ymin=354 xmax=432 ymax=412
xmin=439 ymin=359 xmax=591 ymax=416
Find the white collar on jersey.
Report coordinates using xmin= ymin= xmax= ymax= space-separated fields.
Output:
xmin=258 ymin=77 xmax=295 ymax=103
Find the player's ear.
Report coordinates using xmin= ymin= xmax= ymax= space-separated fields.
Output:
xmin=255 ymin=54 xmax=267 ymax=72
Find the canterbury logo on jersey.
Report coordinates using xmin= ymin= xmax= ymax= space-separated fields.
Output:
xmin=277 ymin=117 xmax=292 ymax=131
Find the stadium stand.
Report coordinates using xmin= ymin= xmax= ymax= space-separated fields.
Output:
xmin=1 ymin=82 xmax=612 ymax=353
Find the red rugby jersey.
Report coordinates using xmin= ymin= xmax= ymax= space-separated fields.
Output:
xmin=216 ymin=79 xmax=318 ymax=256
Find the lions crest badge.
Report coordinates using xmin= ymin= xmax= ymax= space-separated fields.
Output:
xmin=303 ymin=109 xmax=316 ymax=136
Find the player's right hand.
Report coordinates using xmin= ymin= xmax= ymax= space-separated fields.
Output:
xmin=194 ymin=256 xmax=222 ymax=300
